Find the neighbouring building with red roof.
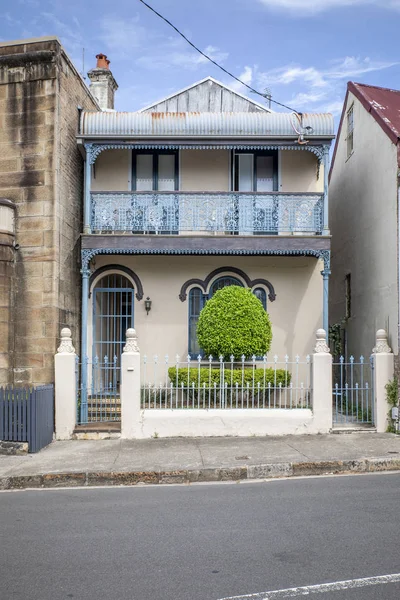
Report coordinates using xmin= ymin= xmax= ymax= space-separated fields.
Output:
xmin=329 ymin=82 xmax=400 ymax=361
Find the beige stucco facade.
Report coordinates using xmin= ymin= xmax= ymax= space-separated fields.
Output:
xmin=330 ymin=91 xmax=399 ymax=357
xmin=91 ymin=150 xmax=131 ymax=191
xmin=91 ymin=149 xmax=322 ymax=193
xmin=280 ymin=151 xmax=324 ymax=193
xmin=87 ymin=255 xmax=323 ymax=360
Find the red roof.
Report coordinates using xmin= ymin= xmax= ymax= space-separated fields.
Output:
xmin=330 ymin=81 xmax=400 ymax=177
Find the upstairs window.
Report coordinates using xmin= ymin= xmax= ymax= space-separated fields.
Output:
xmin=132 ymin=151 xmax=178 ymax=191
xmin=346 ymin=105 xmax=354 ymax=158
xmin=233 ymin=151 xmax=278 ymax=192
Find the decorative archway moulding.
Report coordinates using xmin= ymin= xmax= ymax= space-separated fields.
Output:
xmin=178 ymin=266 xmax=276 ymax=303
xmin=88 ymin=264 xmax=144 ymax=300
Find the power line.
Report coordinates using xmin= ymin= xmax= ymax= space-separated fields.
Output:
xmin=138 ymin=0 xmax=302 ymax=115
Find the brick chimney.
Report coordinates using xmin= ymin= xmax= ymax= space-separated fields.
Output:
xmin=87 ymin=53 xmax=118 ymax=110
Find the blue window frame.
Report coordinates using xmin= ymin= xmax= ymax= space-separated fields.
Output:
xmin=188 ymin=277 xmax=268 ymax=357
xmin=253 ymin=287 xmax=267 ymax=310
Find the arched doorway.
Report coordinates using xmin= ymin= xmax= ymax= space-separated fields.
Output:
xmin=92 ymin=272 xmax=135 ymax=364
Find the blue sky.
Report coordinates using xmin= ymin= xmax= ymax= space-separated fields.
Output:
xmin=2 ymin=0 xmax=400 ymax=122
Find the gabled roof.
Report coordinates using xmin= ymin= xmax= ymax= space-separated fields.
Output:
xmin=139 ymin=76 xmax=271 ymax=114
xmin=330 ymin=81 xmax=400 ymax=176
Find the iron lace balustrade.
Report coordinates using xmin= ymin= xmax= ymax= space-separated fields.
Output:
xmin=91 ymin=191 xmax=324 ymax=235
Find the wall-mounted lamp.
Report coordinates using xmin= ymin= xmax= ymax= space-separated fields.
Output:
xmin=145 ymin=296 xmax=152 ymax=315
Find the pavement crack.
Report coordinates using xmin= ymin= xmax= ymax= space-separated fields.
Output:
xmin=284 ymin=441 xmax=311 ymax=461
xmin=111 ymin=440 xmax=122 ymax=469
xmin=195 ymin=439 xmax=205 ymax=468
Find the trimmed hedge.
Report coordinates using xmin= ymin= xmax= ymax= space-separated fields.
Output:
xmin=197 ymin=286 xmax=272 ymax=359
xmin=168 ymin=367 xmax=291 ymax=388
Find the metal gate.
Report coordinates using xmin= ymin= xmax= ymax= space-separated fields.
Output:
xmin=77 ymin=273 xmax=134 ymax=424
xmin=332 ymin=356 xmax=375 ymax=426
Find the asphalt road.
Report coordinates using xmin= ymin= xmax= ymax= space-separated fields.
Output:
xmin=1 ymin=474 xmax=400 ymax=600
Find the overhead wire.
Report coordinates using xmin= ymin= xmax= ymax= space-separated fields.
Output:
xmin=138 ymin=0 xmax=303 ymax=116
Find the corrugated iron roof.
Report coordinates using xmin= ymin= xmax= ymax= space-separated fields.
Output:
xmin=330 ymin=82 xmax=400 ymax=178
xmin=80 ymin=111 xmax=334 ymax=138
xmin=351 ymin=82 xmax=400 ymax=143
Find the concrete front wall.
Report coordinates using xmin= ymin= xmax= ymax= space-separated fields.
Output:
xmin=0 ymin=39 xmax=97 ymax=385
xmin=92 ymin=149 xmax=321 ymax=193
xmin=88 ymin=255 xmax=323 ymax=360
xmin=280 ymin=151 xmax=323 ymax=193
xmin=91 ymin=150 xmax=131 ymax=191
xmin=180 ymin=150 xmax=229 ymax=191
xmin=138 ymin=409 xmax=326 ymax=438
xmin=329 ymin=91 xmax=399 ymax=358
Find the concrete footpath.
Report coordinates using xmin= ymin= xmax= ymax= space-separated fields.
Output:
xmin=1 ymin=433 xmax=400 ymax=489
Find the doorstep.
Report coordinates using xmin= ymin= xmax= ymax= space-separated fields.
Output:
xmin=73 ymin=421 xmax=121 ymax=440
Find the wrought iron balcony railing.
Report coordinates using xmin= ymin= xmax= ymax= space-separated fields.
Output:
xmin=90 ymin=191 xmax=324 ymax=235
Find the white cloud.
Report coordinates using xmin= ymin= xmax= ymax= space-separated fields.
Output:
xmin=136 ymin=37 xmax=229 ymax=71
xmin=197 ymin=45 xmax=229 ymax=65
xmin=97 ymin=16 xmax=148 ymax=56
xmin=227 ymin=66 xmax=253 ymax=93
xmin=253 ymin=56 xmax=399 ymax=115
xmin=257 ymin=0 xmax=400 ymax=14
xmin=96 ymin=14 xmax=228 ymax=72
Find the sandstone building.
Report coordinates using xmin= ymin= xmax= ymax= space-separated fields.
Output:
xmin=0 ymin=36 xmax=98 ymax=385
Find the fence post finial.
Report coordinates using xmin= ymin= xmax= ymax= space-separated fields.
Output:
xmin=123 ymin=328 xmax=139 ymax=353
xmin=57 ymin=328 xmax=75 ymax=354
xmin=373 ymin=329 xmax=392 ymax=354
xmin=314 ymin=328 xmax=330 ymax=354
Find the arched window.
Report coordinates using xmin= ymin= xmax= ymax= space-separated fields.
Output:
xmin=188 ymin=279 xmax=270 ymax=357
xmin=92 ymin=273 xmax=134 ymax=362
xmin=253 ymin=287 xmax=267 ymax=310
xmin=209 ymin=276 xmax=243 ymax=297
xmin=188 ymin=287 xmax=205 ymax=357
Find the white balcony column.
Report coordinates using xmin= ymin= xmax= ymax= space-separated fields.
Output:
xmin=322 ymin=145 xmax=330 ymax=235
xmin=373 ymin=329 xmax=394 ymax=433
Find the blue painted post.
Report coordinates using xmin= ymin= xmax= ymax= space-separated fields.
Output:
xmin=80 ymin=257 xmax=90 ymax=423
xmin=83 ymin=144 xmax=92 ymax=234
xmin=320 ymin=250 xmax=331 ymax=337
xmin=322 ymin=269 xmax=330 ymax=336
xmin=323 ymin=145 xmax=330 ymax=235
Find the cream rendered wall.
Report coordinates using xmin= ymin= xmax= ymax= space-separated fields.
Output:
xmin=280 ymin=151 xmax=323 ymax=193
xmin=180 ymin=150 xmax=229 ymax=191
xmin=330 ymin=91 xmax=398 ymax=357
xmin=91 ymin=150 xmax=131 ymax=191
xmin=90 ymin=255 xmax=323 ymax=361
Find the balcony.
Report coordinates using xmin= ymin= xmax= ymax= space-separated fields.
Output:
xmin=90 ymin=191 xmax=324 ymax=235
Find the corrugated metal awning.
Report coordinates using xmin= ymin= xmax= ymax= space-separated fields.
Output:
xmin=80 ymin=111 xmax=334 ymax=138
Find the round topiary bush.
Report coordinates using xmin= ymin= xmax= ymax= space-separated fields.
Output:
xmin=197 ymin=286 xmax=272 ymax=359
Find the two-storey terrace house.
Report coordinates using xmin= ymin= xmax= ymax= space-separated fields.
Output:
xmin=79 ymin=59 xmax=334 ymax=380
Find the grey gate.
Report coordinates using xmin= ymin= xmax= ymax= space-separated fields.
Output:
xmin=332 ymin=356 xmax=375 ymax=426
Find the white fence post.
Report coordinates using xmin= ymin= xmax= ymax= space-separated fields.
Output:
xmin=54 ymin=328 xmax=77 ymax=440
xmin=121 ymin=328 xmax=142 ymax=439
xmin=312 ymin=328 xmax=333 ymax=433
xmin=373 ymin=329 xmax=394 ymax=433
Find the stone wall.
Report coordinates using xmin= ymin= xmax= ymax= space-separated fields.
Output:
xmin=0 ymin=37 xmax=97 ymax=385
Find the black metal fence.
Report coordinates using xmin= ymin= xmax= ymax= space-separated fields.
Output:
xmin=0 ymin=385 xmax=54 ymax=453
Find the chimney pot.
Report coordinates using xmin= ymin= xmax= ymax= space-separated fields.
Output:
xmin=96 ymin=53 xmax=109 ymax=69
xmin=88 ymin=54 xmax=118 ymax=110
